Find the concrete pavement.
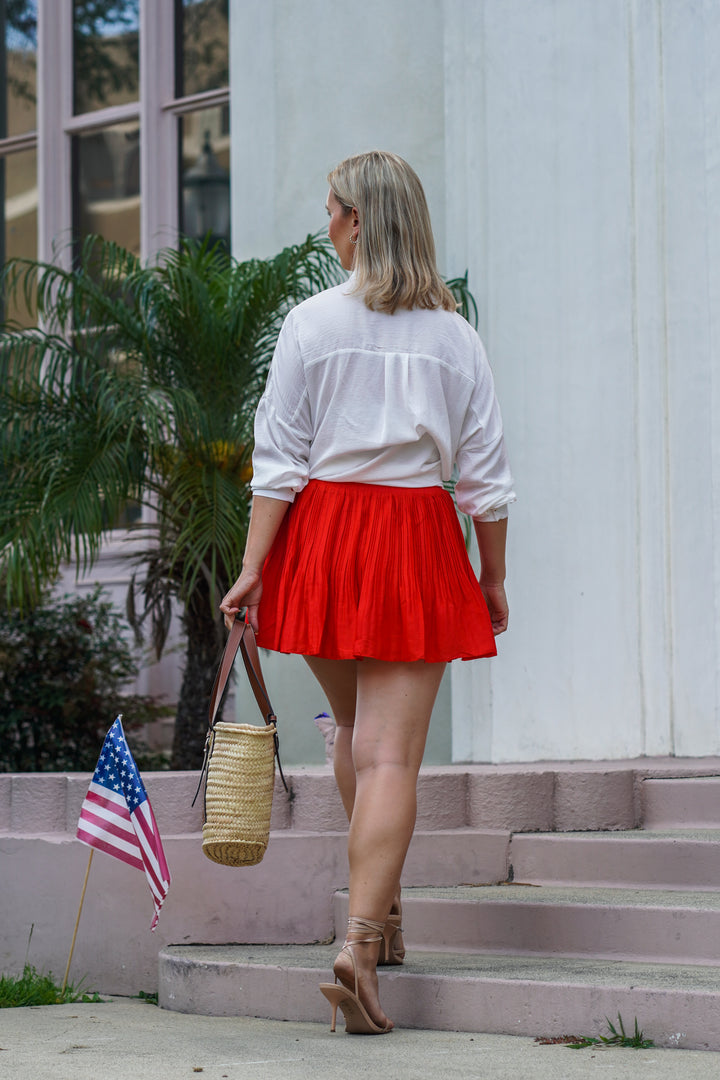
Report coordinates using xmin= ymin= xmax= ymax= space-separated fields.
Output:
xmin=0 ymin=997 xmax=717 ymax=1080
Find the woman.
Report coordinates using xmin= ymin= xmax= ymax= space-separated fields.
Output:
xmin=220 ymin=151 xmax=514 ymax=1035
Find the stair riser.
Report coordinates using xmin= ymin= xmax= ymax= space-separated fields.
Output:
xmin=643 ymin=777 xmax=720 ymax=830
xmin=334 ymin=892 xmax=720 ymax=964
xmin=510 ymin=835 xmax=720 ymax=890
xmin=158 ymin=956 xmax=720 ymax=1051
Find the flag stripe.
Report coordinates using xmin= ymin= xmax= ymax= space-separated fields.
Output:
xmin=85 ymin=785 xmax=134 ymax=819
xmin=77 ymin=829 xmax=145 ymax=872
xmin=130 ymin=821 xmax=165 ymax=899
xmin=86 ymin=782 xmax=134 ymax=815
xmin=78 ymin=806 xmax=138 ymax=846
xmin=77 ymin=816 xmax=144 ymax=861
xmin=133 ymin=806 xmax=168 ymax=888
xmin=145 ymin=802 xmax=171 ymax=880
xmin=82 ymin=797 xmax=134 ymax=835
xmin=82 ymin=792 xmax=135 ymax=829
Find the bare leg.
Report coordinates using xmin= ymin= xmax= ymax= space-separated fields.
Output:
xmin=314 ymin=657 xmax=445 ymax=1029
xmin=303 ymin=656 xmax=357 ymax=819
xmin=348 ymin=659 xmax=445 ymax=920
xmin=303 ymin=654 xmax=403 ymax=875
xmin=305 ymin=655 xmax=404 ymax=958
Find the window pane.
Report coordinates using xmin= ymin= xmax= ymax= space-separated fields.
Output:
xmin=2 ymin=1 xmax=38 ymax=137
xmin=1 ymin=147 xmax=37 ymax=326
xmin=74 ymin=122 xmax=140 ymax=253
xmin=177 ymin=0 xmax=229 ymax=98
xmin=73 ymin=0 xmax=140 ymax=115
xmin=180 ymin=106 xmax=230 ymax=250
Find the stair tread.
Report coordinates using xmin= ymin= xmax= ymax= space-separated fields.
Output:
xmin=161 ymin=943 xmax=720 ymax=991
xmin=386 ymin=884 xmax=720 ymax=909
xmin=523 ymin=829 xmax=720 ymax=840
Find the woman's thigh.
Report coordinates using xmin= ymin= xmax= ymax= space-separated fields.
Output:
xmin=303 ymin=656 xmax=358 ymax=727
xmin=353 ymin=659 xmax=446 ymax=772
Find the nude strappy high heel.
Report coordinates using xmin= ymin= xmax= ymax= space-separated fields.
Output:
xmin=378 ymin=900 xmax=405 ymax=966
xmin=319 ymin=916 xmax=393 ymax=1035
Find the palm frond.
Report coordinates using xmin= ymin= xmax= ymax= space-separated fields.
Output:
xmin=0 ymin=232 xmax=345 ymax=621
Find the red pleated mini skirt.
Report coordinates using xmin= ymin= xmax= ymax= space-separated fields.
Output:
xmin=255 ymin=480 xmax=497 ymax=663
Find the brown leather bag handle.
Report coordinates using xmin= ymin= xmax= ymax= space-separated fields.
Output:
xmin=208 ymin=618 xmax=276 ymax=730
xmin=193 ymin=617 xmax=288 ymax=808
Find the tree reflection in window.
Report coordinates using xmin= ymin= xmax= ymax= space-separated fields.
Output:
xmin=177 ymin=0 xmax=228 ymax=98
xmin=73 ymin=0 xmax=140 ymax=115
xmin=2 ymin=0 xmax=38 ymax=134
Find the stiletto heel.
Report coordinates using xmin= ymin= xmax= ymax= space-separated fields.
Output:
xmin=319 ymin=916 xmax=393 ymax=1035
xmin=378 ymin=896 xmax=405 ymax=966
xmin=378 ymin=911 xmax=405 ymax=966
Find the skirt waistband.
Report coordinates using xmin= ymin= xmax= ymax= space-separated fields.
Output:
xmin=302 ymin=479 xmax=447 ymax=500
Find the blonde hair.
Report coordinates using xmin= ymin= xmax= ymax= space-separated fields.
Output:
xmin=327 ymin=150 xmax=457 ymax=314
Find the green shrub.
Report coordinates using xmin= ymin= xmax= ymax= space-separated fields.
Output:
xmin=0 ymin=586 xmax=164 ymax=772
xmin=0 ymin=964 xmax=104 ymax=1006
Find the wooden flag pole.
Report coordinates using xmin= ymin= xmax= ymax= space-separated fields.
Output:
xmin=61 ymin=849 xmax=94 ymax=996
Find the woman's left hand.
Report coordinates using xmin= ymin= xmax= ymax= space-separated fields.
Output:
xmin=220 ymin=567 xmax=263 ymax=633
xmin=480 ymin=581 xmax=508 ymax=635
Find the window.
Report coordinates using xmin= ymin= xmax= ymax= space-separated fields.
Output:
xmin=73 ymin=121 xmax=141 ymax=253
xmin=172 ymin=0 xmax=230 ymax=250
xmin=73 ymin=0 xmax=140 ymax=115
xmin=177 ymin=0 xmax=229 ymax=98
xmin=70 ymin=3 xmax=142 ymax=261
xmin=1 ymin=1 xmax=231 ymax=311
xmin=180 ymin=104 xmax=229 ymax=249
xmin=0 ymin=1 xmax=37 ymax=325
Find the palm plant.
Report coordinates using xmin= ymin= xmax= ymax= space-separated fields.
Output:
xmin=0 ymin=234 xmax=345 ymax=767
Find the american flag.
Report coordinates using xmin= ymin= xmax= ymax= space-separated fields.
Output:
xmin=77 ymin=716 xmax=171 ymax=930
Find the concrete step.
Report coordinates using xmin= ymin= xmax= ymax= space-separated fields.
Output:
xmin=158 ymin=943 xmax=720 ymax=1050
xmin=643 ymin=775 xmax=720 ymax=829
xmin=334 ymin=885 xmax=720 ymax=964
xmin=509 ymin=829 xmax=720 ymax=890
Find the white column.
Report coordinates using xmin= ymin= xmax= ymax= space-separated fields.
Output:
xmin=229 ymin=0 xmax=276 ymax=259
xmin=627 ymin=0 xmax=674 ymax=754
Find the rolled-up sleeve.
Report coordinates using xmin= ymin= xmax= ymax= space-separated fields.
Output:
xmin=251 ymin=315 xmax=313 ymax=502
xmin=454 ymin=342 xmax=516 ymax=520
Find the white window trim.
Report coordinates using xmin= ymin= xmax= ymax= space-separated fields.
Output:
xmin=64 ymin=101 xmax=140 ymax=134
xmin=163 ymin=86 xmax=230 ymax=116
xmin=0 ymin=133 xmax=37 ymax=154
xmin=37 ymin=0 xmax=73 ymax=267
xmin=140 ymin=0 xmax=178 ymax=261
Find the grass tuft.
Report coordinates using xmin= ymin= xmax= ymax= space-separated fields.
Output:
xmin=0 ymin=964 xmax=105 ymax=1008
xmin=536 ymin=1014 xmax=654 ymax=1051
xmin=134 ymin=990 xmax=159 ymax=1005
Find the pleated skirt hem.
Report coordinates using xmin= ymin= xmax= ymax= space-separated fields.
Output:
xmin=255 ymin=480 xmax=497 ymax=663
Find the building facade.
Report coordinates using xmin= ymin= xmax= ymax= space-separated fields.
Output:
xmin=3 ymin=0 xmax=720 ymax=764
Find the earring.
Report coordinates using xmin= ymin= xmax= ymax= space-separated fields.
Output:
xmin=350 ymin=235 xmax=358 ymax=245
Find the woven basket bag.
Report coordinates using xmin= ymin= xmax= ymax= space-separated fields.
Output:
xmin=194 ymin=618 xmax=287 ymax=867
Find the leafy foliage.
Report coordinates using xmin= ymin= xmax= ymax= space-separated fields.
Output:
xmin=0 ymin=964 xmax=104 ymax=1007
xmin=0 ymin=233 xmax=344 ymax=626
xmin=0 ymin=232 xmax=345 ymax=765
xmin=0 ymin=586 xmax=162 ymax=772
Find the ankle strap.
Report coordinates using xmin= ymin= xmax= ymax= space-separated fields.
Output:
xmin=345 ymin=916 xmax=385 ymax=943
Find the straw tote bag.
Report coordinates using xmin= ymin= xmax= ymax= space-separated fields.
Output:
xmin=193 ymin=617 xmax=287 ymax=867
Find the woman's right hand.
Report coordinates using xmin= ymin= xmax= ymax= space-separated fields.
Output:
xmin=220 ymin=567 xmax=263 ymax=633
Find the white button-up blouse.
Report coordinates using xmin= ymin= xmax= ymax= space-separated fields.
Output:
xmin=251 ymin=278 xmax=516 ymax=521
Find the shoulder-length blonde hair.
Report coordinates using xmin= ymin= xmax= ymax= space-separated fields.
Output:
xmin=327 ymin=150 xmax=457 ymax=314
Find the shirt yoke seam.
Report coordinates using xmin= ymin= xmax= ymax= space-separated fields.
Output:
xmin=303 ymin=347 xmax=478 ymax=386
